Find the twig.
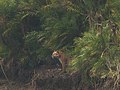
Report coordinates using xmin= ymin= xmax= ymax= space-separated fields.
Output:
xmin=0 ymin=59 xmax=11 ymax=86
xmin=0 ymin=64 xmax=11 ymax=85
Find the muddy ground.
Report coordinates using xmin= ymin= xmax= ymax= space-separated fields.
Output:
xmin=0 ymin=65 xmax=119 ymax=90
xmin=0 ymin=65 xmax=82 ymax=90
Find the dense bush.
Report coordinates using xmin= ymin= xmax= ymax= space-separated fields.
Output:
xmin=0 ymin=0 xmax=120 ymax=89
xmin=72 ymin=22 xmax=120 ymax=86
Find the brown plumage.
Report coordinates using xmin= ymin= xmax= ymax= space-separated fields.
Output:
xmin=52 ymin=51 xmax=69 ymax=73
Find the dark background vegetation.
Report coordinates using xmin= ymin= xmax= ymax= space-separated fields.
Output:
xmin=0 ymin=0 xmax=120 ymax=90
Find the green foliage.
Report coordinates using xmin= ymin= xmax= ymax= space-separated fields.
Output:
xmin=41 ymin=1 xmax=84 ymax=50
xmin=0 ymin=0 xmax=120 ymax=88
xmin=71 ymin=22 xmax=120 ymax=87
xmin=20 ymin=31 xmax=51 ymax=68
xmin=0 ymin=0 xmax=17 ymax=19
xmin=0 ymin=44 xmax=9 ymax=59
